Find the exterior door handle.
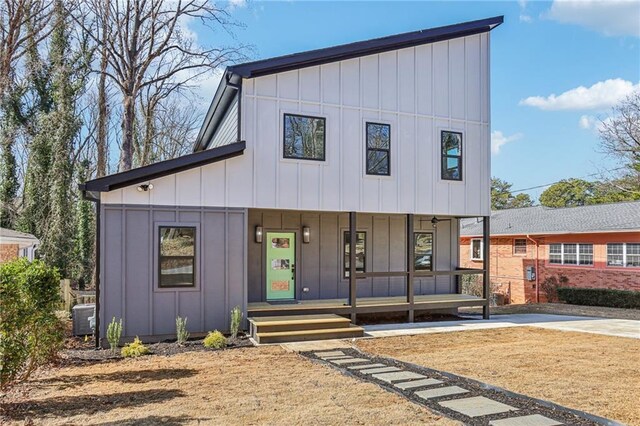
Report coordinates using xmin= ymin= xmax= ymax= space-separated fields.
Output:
xmin=291 ymin=263 xmax=295 ymax=280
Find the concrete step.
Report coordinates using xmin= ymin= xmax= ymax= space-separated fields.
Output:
xmin=254 ymin=324 xmax=364 ymax=344
xmin=248 ymin=314 xmax=351 ymax=334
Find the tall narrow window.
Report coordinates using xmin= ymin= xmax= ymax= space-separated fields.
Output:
xmin=283 ymin=113 xmax=326 ymax=161
xmin=471 ymin=239 xmax=483 ymax=261
xmin=414 ymin=232 xmax=433 ymax=271
xmin=549 ymin=244 xmax=562 ymax=264
xmin=344 ymin=231 xmax=366 ymax=278
xmin=366 ymin=122 xmax=390 ymax=175
xmin=159 ymin=227 xmax=196 ymax=288
xmin=513 ymin=239 xmax=527 ymax=255
xmin=627 ymin=243 xmax=640 ymax=267
xmin=441 ymin=131 xmax=463 ymax=181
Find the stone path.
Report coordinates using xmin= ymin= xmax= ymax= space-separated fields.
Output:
xmin=305 ymin=349 xmax=620 ymax=426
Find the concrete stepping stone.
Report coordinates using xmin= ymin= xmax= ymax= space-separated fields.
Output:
xmin=415 ymin=386 xmax=469 ymax=399
xmin=372 ymin=371 xmax=426 ymax=383
xmin=440 ymin=396 xmax=518 ymax=417
xmin=347 ymin=363 xmax=387 ymax=370
xmin=394 ymin=378 xmax=443 ymax=390
xmin=315 ymin=351 xmax=345 ymax=358
xmin=489 ymin=415 xmax=563 ymax=426
xmin=321 ymin=355 xmax=353 ymax=360
xmin=330 ymin=358 xmax=369 ymax=365
xmin=358 ymin=366 xmax=401 ymax=374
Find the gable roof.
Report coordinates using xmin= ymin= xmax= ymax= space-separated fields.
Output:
xmin=194 ymin=16 xmax=503 ymax=151
xmin=460 ymin=201 xmax=640 ymax=237
xmin=0 ymin=227 xmax=39 ymax=247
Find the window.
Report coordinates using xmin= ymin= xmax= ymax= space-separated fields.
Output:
xmin=471 ymin=239 xmax=483 ymax=261
xmin=283 ymin=113 xmax=326 ymax=161
xmin=548 ymin=243 xmax=593 ymax=266
xmin=344 ymin=231 xmax=366 ymax=278
xmin=414 ymin=232 xmax=433 ymax=271
xmin=441 ymin=131 xmax=462 ymax=181
xmin=366 ymin=122 xmax=390 ymax=175
xmin=159 ymin=227 xmax=196 ymax=288
xmin=514 ymin=239 xmax=527 ymax=255
xmin=607 ymin=243 xmax=640 ymax=268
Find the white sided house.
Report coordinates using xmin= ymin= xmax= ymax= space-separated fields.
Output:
xmin=82 ymin=16 xmax=501 ymax=345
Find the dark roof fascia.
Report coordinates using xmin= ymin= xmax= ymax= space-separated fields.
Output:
xmin=228 ymin=16 xmax=503 ymax=79
xmin=81 ymin=141 xmax=246 ymax=193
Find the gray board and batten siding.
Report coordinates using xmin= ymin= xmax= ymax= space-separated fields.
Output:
xmin=100 ymin=204 xmax=247 ymax=342
xmin=248 ymin=210 xmax=459 ymax=303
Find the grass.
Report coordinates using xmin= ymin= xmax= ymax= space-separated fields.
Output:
xmin=356 ymin=327 xmax=640 ymax=425
xmin=0 ymin=346 xmax=456 ymax=425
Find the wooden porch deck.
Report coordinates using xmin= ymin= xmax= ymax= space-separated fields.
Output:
xmin=247 ymin=293 xmax=485 ymax=317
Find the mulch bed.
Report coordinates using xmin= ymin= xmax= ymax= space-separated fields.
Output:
xmin=304 ymin=348 xmax=617 ymax=426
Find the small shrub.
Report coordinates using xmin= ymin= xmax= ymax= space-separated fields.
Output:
xmin=176 ymin=316 xmax=189 ymax=345
xmin=557 ymin=287 xmax=640 ymax=309
xmin=121 ymin=337 xmax=150 ymax=357
xmin=107 ymin=317 xmax=123 ymax=353
xmin=203 ymin=330 xmax=227 ymax=349
xmin=460 ymin=275 xmax=501 ymax=304
xmin=541 ymin=274 xmax=568 ymax=302
xmin=230 ymin=306 xmax=243 ymax=339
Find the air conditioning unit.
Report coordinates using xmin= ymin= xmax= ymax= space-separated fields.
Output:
xmin=72 ymin=303 xmax=95 ymax=336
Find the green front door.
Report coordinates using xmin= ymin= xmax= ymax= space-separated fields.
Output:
xmin=266 ymin=232 xmax=296 ymax=300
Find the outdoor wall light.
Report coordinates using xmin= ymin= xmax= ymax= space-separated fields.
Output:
xmin=303 ymin=226 xmax=310 ymax=243
xmin=431 ymin=217 xmax=439 ymax=228
xmin=137 ymin=183 xmax=153 ymax=192
xmin=255 ymin=226 xmax=263 ymax=243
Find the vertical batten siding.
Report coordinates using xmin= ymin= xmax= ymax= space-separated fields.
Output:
xmin=99 ymin=205 xmax=247 ymax=341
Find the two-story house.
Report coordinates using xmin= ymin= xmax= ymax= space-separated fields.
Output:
xmin=81 ymin=16 xmax=502 ymax=345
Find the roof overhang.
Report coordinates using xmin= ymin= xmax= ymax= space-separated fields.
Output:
xmin=80 ymin=141 xmax=246 ymax=197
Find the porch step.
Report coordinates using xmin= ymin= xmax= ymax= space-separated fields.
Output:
xmin=254 ymin=325 xmax=365 ymax=344
xmin=248 ymin=314 xmax=364 ymax=343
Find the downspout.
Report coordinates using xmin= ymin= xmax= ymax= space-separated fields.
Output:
xmin=526 ymin=234 xmax=540 ymax=303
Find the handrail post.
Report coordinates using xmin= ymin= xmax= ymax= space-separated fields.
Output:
xmin=482 ymin=215 xmax=491 ymax=319
xmin=406 ymin=214 xmax=414 ymax=322
xmin=349 ymin=211 xmax=357 ymax=324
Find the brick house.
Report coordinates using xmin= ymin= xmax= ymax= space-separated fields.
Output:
xmin=460 ymin=201 xmax=640 ymax=304
xmin=0 ymin=228 xmax=39 ymax=264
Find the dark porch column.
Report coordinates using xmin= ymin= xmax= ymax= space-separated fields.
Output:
xmin=482 ymin=215 xmax=491 ymax=319
xmin=349 ymin=211 xmax=357 ymax=324
xmin=406 ymin=214 xmax=415 ymax=322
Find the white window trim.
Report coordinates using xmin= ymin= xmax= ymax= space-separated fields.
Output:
xmin=513 ymin=238 xmax=527 ymax=256
xmin=548 ymin=243 xmax=593 ymax=266
xmin=470 ymin=238 xmax=483 ymax=261
xmin=607 ymin=243 xmax=640 ymax=268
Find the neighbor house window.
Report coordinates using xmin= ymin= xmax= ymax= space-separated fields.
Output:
xmin=414 ymin=232 xmax=433 ymax=271
xmin=607 ymin=243 xmax=640 ymax=267
xmin=159 ymin=227 xmax=196 ymax=288
xmin=283 ymin=113 xmax=326 ymax=161
xmin=471 ymin=239 xmax=483 ymax=261
xmin=514 ymin=239 xmax=527 ymax=255
xmin=366 ymin=122 xmax=390 ymax=175
xmin=548 ymin=243 xmax=592 ymax=266
xmin=344 ymin=231 xmax=366 ymax=278
xmin=441 ymin=131 xmax=462 ymax=181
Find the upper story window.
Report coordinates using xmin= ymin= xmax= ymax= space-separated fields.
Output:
xmin=414 ymin=232 xmax=433 ymax=271
xmin=159 ymin=226 xmax=196 ymax=288
xmin=514 ymin=239 xmax=527 ymax=255
xmin=283 ymin=113 xmax=326 ymax=161
xmin=471 ymin=238 xmax=483 ymax=261
xmin=344 ymin=231 xmax=366 ymax=278
xmin=548 ymin=243 xmax=593 ymax=266
xmin=607 ymin=243 xmax=640 ymax=268
xmin=366 ymin=122 xmax=390 ymax=176
xmin=441 ymin=131 xmax=462 ymax=181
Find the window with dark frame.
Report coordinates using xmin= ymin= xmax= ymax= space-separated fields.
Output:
xmin=159 ymin=226 xmax=196 ymax=288
xmin=344 ymin=231 xmax=366 ymax=278
xmin=283 ymin=113 xmax=326 ymax=161
xmin=366 ymin=122 xmax=390 ymax=175
xmin=548 ymin=243 xmax=593 ymax=266
xmin=414 ymin=232 xmax=433 ymax=271
xmin=514 ymin=239 xmax=527 ymax=255
xmin=441 ymin=131 xmax=462 ymax=181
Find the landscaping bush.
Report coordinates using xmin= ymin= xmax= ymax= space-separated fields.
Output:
xmin=203 ymin=330 xmax=227 ymax=349
xmin=230 ymin=306 xmax=243 ymax=340
xmin=540 ymin=274 xmax=569 ymax=302
xmin=0 ymin=258 xmax=64 ymax=390
xmin=557 ymin=287 xmax=640 ymax=309
xmin=107 ymin=317 xmax=123 ymax=353
xmin=121 ymin=337 xmax=150 ymax=357
xmin=176 ymin=316 xmax=189 ymax=345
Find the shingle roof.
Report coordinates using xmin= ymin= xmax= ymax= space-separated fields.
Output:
xmin=460 ymin=201 xmax=640 ymax=236
xmin=0 ymin=227 xmax=38 ymax=242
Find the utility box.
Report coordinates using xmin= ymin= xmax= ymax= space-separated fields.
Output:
xmin=72 ymin=303 xmax=95 ymax=336
xmin=526 ymin=266 xmax=536 ymax=282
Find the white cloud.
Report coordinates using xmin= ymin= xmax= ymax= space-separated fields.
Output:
xmin=579 ymin=114 xmax=596 ymax=129
xmin=547 ymin=0 xmax=640 ymax=37
xmin=228 ymin=0 xmax=247 ymax=10
xmin=520 ymin=14 xmax=532 ymax=23
xmin=491 ymin=131 xmax=523 ymax=154
xmin=578 ymin=114 xmax=613 ymax=132
xmin=518 ymin=0 xmax=532 ymax=23
xmin=519 ymin=78 xmax=640 ymax=111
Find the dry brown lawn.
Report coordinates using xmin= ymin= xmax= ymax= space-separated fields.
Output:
xmin=357 ymin=327 xmax=640 ymax=426
xmin=1 ymin=346 xmax=457 ymax=426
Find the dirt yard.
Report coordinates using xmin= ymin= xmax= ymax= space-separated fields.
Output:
xmin=0 ymin=346 xmax=457 ymax=426
xmin=356 ymin=327 xmax=640 ymax=425
xmin=461 ymin=303 xmax=640 ymax=320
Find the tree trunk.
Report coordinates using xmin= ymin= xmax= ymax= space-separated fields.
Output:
xmin=119 ymin=93 xmax=134 ymax=171
xmin=95 ymin=6 xmax=109 ymax=178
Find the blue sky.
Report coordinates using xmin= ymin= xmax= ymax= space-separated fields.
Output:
xmin=193 ymin=0 xmax=640 ymax=201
